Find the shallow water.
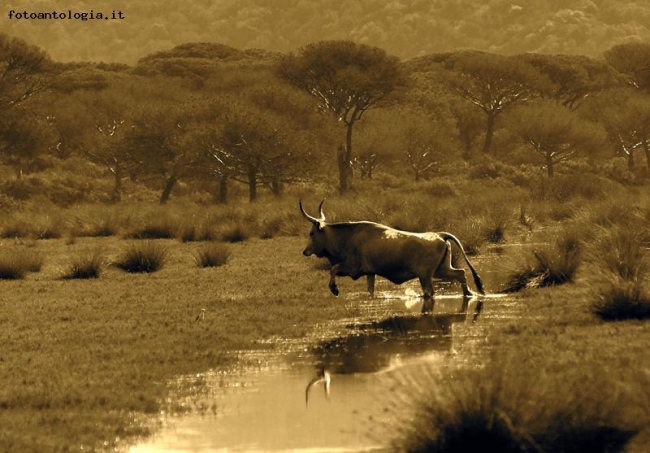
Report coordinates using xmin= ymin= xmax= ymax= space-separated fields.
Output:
xmin=130 ymin=288 xmax=514 ymax=452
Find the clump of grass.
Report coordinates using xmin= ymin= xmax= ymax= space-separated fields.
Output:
xmin=0 ymin=218 xmax=32 ymax=238
xmin=501 ymin=231 xmax=582 ymax=292
xmin=178 ymin=223 xmax=218 ymax=242
xmin=115 ymin=241 xmax=167 ymax=273
xmin=0 ymin=249 xmax=44 ymax=279
xmin=62 ymin=249 xmax=104 ymax=279
xmin=593 ymin=281 xmax=650 ymax=321
xmin=590 ymin=228 xmax=650 ymax=321
xmin=389 ymin=356 xmax=644 ymax=453
xmin=127 ymin=219 xmax=178 ymax=239
xmin=195 ymin=243 xmax=232 ymax=268
xmin=220 ymin=223 xmax=249 ymax=243
xmin=482 ymin=207 xmax=509 ymax=244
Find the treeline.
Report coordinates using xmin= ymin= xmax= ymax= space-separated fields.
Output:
xmin=1 ymin=32 xmax=650 ymax=205
xmin=5 ymin=0 xmax=650 ymax=64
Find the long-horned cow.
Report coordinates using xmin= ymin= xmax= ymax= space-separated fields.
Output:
xmin=300 ymin=200 xmax=485 ymax=299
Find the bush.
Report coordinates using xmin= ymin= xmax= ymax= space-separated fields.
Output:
xmin=115 ymin=241 xmax=167 ymax=273
xmin=62 ymin=249 xmax=103 ymax=279
xmin=195 ymin=243 xmax=231 ymax=268
xmin=0 ymin=249 xmax=44 ymax=279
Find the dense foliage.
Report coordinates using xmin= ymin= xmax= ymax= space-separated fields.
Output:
xmin=1 ymin=32 xmax=650 ymax=204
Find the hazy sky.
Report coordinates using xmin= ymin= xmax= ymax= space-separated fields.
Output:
xmin=4 ymin=1 xmax=650 ymax=63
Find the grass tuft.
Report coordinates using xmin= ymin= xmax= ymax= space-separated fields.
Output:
xmin=389 ymin=355 xmax=645 ymax=453
xmin=501 ymin=231 xmax=582 ymax=292
xmin=115 ymin=241 xmax=167 ymax=273
xmin=195 ymin=243 xmax=232 ymax=268
xmin=0 ymin=249 xmax=44 ymax=279
xmin=220 ymin=223 xmax=250 ymax=243
xmin=62 ymin=249 xmax=104 ymax=279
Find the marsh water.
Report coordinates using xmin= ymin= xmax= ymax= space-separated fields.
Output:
xmin=131 ymin=265 xmax=517 ymax=453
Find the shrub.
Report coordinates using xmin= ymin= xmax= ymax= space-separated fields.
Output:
xmin=62 ymin=249 xmax=103 ymax=279
xmin=0 ymin=249 xmax=44 ymax=279
xmin=115 ymin=241 xmax=167 ymax=273
xmin=195 ymin=243 xmax=232 ymax=268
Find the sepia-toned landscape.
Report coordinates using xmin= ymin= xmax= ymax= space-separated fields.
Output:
xmin=2 ymin=1 xmax=650 ymax=452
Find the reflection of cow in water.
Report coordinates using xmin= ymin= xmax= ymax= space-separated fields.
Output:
xmin=305 ymin=298 xmax=483 ymax=405
xmin=300 ymin=200 xmax=485 ymax=299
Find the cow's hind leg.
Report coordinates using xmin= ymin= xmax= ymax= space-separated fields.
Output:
xmin=329 ymin=265 xmax=340 ymax=296
xmin=419 ymin=274 xmax=435 ymax=300
xmin=366 ymin=274 xmax=375 ymax=298
xmin=437 ymin=241 xmax=474 ymax=297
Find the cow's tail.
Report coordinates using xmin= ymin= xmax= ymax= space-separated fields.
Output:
xmin=439 ymin=232 xmax=485 ymax=295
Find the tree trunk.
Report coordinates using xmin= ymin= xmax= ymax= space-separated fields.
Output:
xmin=482 ymin=112 xmax=496 ymax=153
xmin=112 ymin=164 xmax=122 ymax=202
xmin=546 ymin=155 xmax=554 ymax=178
xmin=627 ymin=150 xmax=635 ymax=171
xmin=271 ymin=177 xmax=283 ymax=197
xmin=218 ymin=175 xmax=228 ymax=204
xmin=644 ymin=141 xmax=650 ymax=172
xmin=337 ymin=145 xmax=350 ymax=195
xmin=159 ymin=174 xmax=178 ymax=204
xmin=248 ymin=166 xmax=257 ymax=202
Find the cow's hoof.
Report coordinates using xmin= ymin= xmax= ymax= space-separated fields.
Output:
xmin=329 ymin=285 xmax=339 ymax=296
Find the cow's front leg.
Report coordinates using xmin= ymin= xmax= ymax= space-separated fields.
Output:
xmin=329 ymin=264 xmax=340 ymax=296
xmin=366 ymin=274 xmax=376 ymax=298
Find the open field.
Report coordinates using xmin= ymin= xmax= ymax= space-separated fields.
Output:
xmin=0 ymin=234 xmax=365 ymax=452
xmin=1 ymin=182 xmax=650 ymax=452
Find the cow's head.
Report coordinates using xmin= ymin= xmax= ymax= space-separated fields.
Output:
xmin=299 ymin=199 xmax=328 ymax=257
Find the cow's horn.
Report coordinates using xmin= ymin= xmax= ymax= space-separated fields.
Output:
xmin=318 ymin=199 xmax=326 ymax=221
xmin=299 ymin=199 xmax=320 ymax=224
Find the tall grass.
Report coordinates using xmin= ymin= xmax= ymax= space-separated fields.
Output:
xmin=195 ymin=243 xmax=232 ymax=268
xmin=590 ymin=228 xmax=650 ymax=321
xmin=0 ymin=248 xmax=44 ymax=279
xmin=501 ymin=229 xmax=582 ymax=292
xmin=388 ymin=354 xmax=647 ymax=453
xmin=62 ymin=249 xmax=104 ymax=279
xmin=115 ymin=241 xmax=167 ymax=273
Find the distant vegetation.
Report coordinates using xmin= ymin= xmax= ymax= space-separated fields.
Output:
xmin=1 ymin=32 xmax=650 ymax=206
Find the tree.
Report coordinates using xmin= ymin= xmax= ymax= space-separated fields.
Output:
xmin=124 ymin=103 xmax=206 ymax=204
xmin=510 ymin=100 xmax=605 ymax=177
xmin=0 ymin=33 xmax=51 ymax=110
xmin=604 ymin=43 xmax=650 ymax=92
xmin=522 ymin=53 xmax=621 ymax=110
xmin=0 ymin=34 xmax=52 ymax=175
xmin=441 ymin=51 xmax=548 ymax=154
xmin=278 ymin=40 xmax=406 ymax=194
